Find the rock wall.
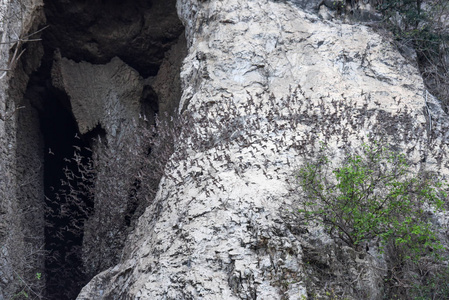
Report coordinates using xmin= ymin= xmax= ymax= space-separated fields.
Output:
xmin=0 ymin=0 xmax=46 ymax=298
xmin=76 ymin=0 xmax=449 ymax=299
xmin=51 ymin=55 xmax=148 ymax=279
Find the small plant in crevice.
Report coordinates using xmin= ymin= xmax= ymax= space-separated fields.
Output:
xmin=1 ymin=199 xmax=47 ymax=300
xmin=11 ymin=272 xmax=44 ymax=300
xmin=1 ymin=206 xmax=46 ymax=300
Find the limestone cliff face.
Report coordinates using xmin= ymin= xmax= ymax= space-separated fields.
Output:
xmin=1 ymin=0 xmax=448 ymax=299
xmin=76 ymin=0 xmax=448 ymax=299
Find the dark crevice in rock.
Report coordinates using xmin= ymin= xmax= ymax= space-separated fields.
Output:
xmin=142 ymin=85 xmax=160 ymax=115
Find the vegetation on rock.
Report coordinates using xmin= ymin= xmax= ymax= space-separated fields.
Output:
xmin=297 ymin=140 xmax=446 ymax=253
xmin=296 ymin=139 xmax=449 ymax=299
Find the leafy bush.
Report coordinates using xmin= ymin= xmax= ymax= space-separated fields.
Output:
xmin=297 ymin=140 xmax=447 ymax=258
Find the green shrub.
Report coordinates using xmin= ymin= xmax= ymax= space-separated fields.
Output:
xmin=297 ymin=140 xmax=447 ymax=259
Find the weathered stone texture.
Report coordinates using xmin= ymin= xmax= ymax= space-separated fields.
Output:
xmin=77 ymin=0 xmax=448 ymax=299
xmin=0 ymin=0 xmax=46 ymax=298
xmin=151 ymin=33 xmax=188 ymax=117
xmin=45 ymin=0 xmax=186 ymax=282
xmin=52 ymin=55 xmax=149 ymax=278
xmin=52 ymin=56 xmax=143 ymax=135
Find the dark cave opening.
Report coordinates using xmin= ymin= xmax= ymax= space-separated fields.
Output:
xmin=21 ymin=0 xmax=185 ymax=298
xmin=24 ymin=53 xmax=95 ymax=297
xmin=25 ymin=57 xmax=95 ymax=299
xmin=39 ymin=83 xmax=94 ymax=299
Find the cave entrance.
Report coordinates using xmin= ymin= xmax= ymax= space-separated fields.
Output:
xmin=23 ymin=0 xmax=185 ymax=299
